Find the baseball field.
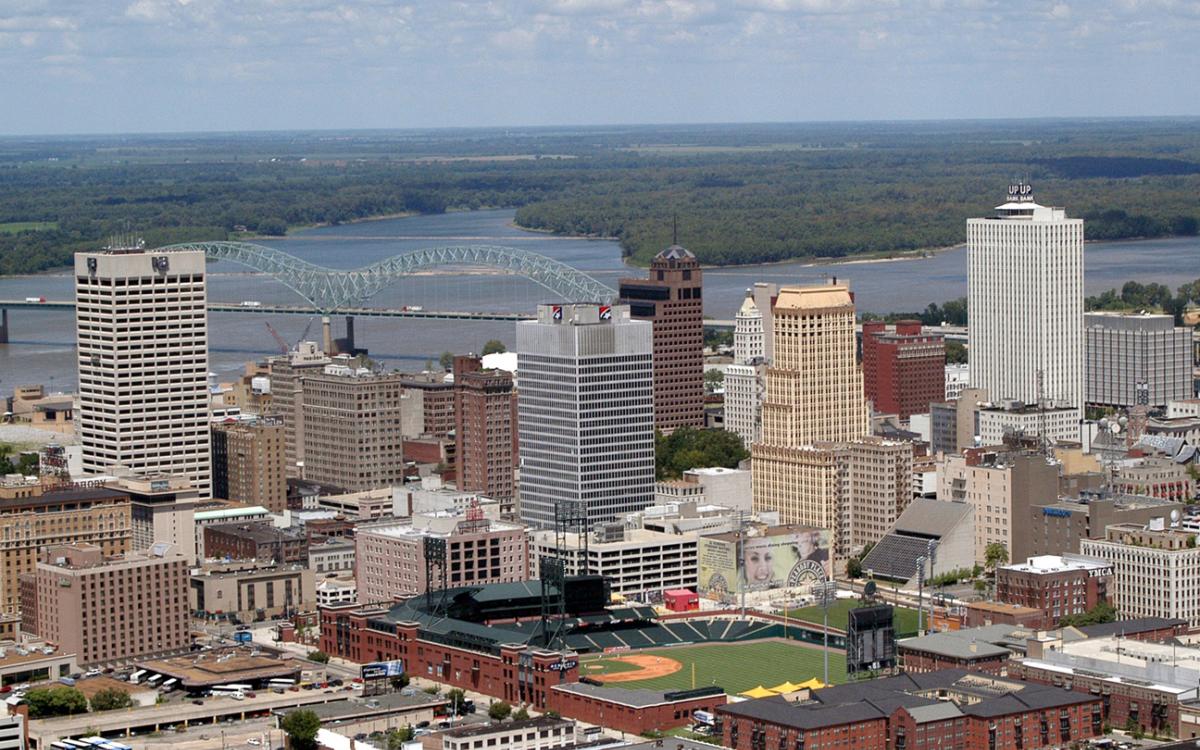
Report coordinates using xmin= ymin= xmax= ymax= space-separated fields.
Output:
xmin=581 ymin=639 xmax=848 ymax=694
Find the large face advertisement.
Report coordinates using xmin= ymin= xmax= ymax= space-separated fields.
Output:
xmin=698 ymin=529 xmax=830 ymax=602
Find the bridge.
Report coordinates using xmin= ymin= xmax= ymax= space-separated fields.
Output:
xmin=0 ymin=241 xmax=614 ymax=344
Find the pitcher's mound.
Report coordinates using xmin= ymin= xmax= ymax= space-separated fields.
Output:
xmin=597 ymin=654 xmax=682 ymax=683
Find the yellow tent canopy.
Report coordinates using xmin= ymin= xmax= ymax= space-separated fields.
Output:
xmin=740 ymin=685 xmax=779 ymax=699
xmin=798 ymin=678 xmax=826 ymax=690
xmin=769 ymin=681 xmax=805 ymax=694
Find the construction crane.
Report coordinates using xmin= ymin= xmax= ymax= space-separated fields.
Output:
xmin=296 ymin=316 xmax=317 ymax=346
xmin=264 ymin=322 xmax=289 ymax=355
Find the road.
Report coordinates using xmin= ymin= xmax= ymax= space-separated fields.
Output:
xmin=137 ymin=717 xmax=283 ymax=750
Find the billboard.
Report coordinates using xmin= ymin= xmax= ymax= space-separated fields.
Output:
xmin=697 ymin=528 xmax=831 ymax=602
xmin=360 ymin=660 xmax=405 ymax=680
xmin=846 ymin=605 xmax=896 ymax=676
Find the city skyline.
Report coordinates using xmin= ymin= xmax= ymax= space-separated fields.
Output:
xmin=1 ymin=1 xmax=1199 ymax=135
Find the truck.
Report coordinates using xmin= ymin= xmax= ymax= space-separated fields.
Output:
xmin=24 ymin=297 xmax=45 ymax=303
xmin=240 ymin=300 xmax=263 ymax=307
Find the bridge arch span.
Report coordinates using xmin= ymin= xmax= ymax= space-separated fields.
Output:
xmin=157 ymin=241 xmax=617 ymax=313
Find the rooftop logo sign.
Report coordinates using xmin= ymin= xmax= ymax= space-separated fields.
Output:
xmin=1007 ymin=182 xmax=1035 ymax=203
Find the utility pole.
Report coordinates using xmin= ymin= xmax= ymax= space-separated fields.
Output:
xmin=916 ymin=555 xmax=927 ymax=635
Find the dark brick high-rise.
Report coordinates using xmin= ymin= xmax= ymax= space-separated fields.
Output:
xmin=453 ymin=356 xmax=517 ymax=511
xmin=862 ymin=320 xmax=945 ymax=420
xmin=619 ymin=245 xmax=704 ymax=432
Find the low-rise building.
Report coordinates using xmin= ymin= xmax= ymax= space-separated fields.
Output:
xmin=530 ymin=526 xmax=698 ymax=601
xmin=549 ymin=683 xmax=725 ymax=737
xmin=1112 ymin=456 xmax=1196 ymax=502
xmin=194 ymin=505 xmax=271 ymax=560
xmin=355 ymin=513 xmax=528 ymax=604
xmin=1081 ymin=520 xmax=1200 ymax=628
xmin=897 ymin=625 xmax=1027 ymax=675
xmin=995 ymin=555 xmax=1113 ymax=629
xmin=977 ymin=402 xmax=1081 ymax=446
xmin=315 ymin=577 xmax=357 ymax=608
xmin=190 ymin=562 xmax=315 ymax=623
xmin=945 ymin=364 xmax=970 ymax=401
xmin=441 ymin=716 xmax=576 ymax=750
xmin=29 ymin=542 xmax=189 ymax=665
xmin=203 ymin=522 xmax=307 ymax=564
xmin=309 ymin=537 xmax=355 ymax=575
xmin=317 ymin=488 xmax=401 ymax=521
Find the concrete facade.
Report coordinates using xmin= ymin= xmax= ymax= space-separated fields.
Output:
xmin=210 ymin=418 xmax=287 ymax=512
xmin=1084 ymin=311 xmax=1194 ymax=408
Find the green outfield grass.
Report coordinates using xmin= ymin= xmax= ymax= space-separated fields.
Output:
xmin=582 ymin=640 xmax=847 ymax=694
xmin=785 ymin=599 xmax=922 ymax=637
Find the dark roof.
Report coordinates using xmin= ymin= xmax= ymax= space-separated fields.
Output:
xmin=657 ymin=244 xmax=696 ymax=261
xmin=719 ymin=696 xmax=886 ymax=729
xmin=277 ymin=692 xmax=444 ymax=721
xmin=205 ymin=522 xmax=305 ymax=544
xmin=896 ymin=626 xmax=1020 ymax=660
xmin=444 ymin=716 xmax=571 ymax=738
xmin=893 ymin=499 xmax=972 ymax=538
xmin=1077 ymin=617 xmax=1186 ymax=638
xmin=551 ymin=682 xmax=706 ymax=709
xmin=0 ymin=486 xmax=128 ymax=510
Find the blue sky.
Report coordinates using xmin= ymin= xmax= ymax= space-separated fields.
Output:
xmin=3 ymin=0 xmax=1199 ymax=135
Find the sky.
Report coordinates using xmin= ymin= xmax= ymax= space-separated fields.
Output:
xmin=3 ymin=0 xmax=1200 ymax=135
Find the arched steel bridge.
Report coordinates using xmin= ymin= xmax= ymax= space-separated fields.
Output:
xmin=157 ymin=241 xmax=616 ymax=314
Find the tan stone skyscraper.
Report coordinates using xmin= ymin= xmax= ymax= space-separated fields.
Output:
xmin=752 ymin=284 xmax=869 ymax=559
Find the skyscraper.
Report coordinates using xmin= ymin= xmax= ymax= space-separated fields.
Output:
xmin=453 ymin=355 xmax=518 ymax=513
xmin=861 ymin=321 xmax=945 ymax=420
xmin=751 ymin=284 xmax=869 ymax=559
xmin=968 ymin=183 xmax=1084 ymax=410
xmin=619 ymin=245 xmax=704 ymax=432
xmin=725 ymin=290 xmax=766 ymax=447
xmin=75 ymin=246 xmax=212 ymax=496
xmin=211 ymin=417 xmax=288 ymax=512
xmin=517 ymin=303 xmax=654 ymax=529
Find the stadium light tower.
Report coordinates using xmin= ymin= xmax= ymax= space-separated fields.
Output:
xmin=818 ymin=579 xmax=838 ymax=686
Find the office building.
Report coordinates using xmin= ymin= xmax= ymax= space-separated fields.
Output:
xmin=315 ymin=577 xmax=357 ymax=608
xmin=0 ymin=480 xmax=132 ymax=615
xmin=937 ymin=448 xmax=1058 ymax=564
xmin=517 ymin=303 xmax=655 ymax=529
xmin=190 ymin=561 xmax=315 ymax=622
xmin=75 ymin=246 xmax=212 ymax=495
xmin=976 ymin=402 xmax=1081 ymax=446
xmin=752 ymin=284 xmax=868 ymax=558
xmin=267 ymin=342 xmax=330 ymax=478
xmin=725 ymin=290 xmax=766 ymax=447
xmin=30 ymin=542 xmax=189 ymax=665
xmin=309 ymin=537 xmax=355 ymax=575
xmin=113 ymin=473 xmax=199 ymax=563
xmin=1020 ymin=490 xmax=1181 ymax=560
xmin=453 ymin=356 xmax=517 ymax=511
xmin=442 ymin=717 xmax=576 ymax=750
xmin=944 ymin=364 xmax=970 ymax=401
xmin=355 ymin=512 xmax=529 ymax=603
xmin=619 ymin=244 xmax=705 ymax=432
xmin=1084 ymin=312 xmax=1193 ymax=408
xmin=210 ymin=417 xmax=287 ymax=512
xmin=861 ymin=321 xmax=945 ymax=420
xmin=847 ymin=437 xmax=915 ymax=553
xmin=194 ymin=504 xmax=271 ymax=559
xmin=0 ymin=714 xmax=23 ymax=750
xmin=1081 ymin=521 xmax=1200 ymax=628
xmin=298 ymin=361 xmax=406 ymax=492
xmin=968 ymin=184 xmax=1084 ymax=410
xmin=400 ymin=373 xmax=457 ymax=439
xmin=529 ymin=526 xmax=698 ymax=600
xmin=995 ymin=555 xmax=1112 ymax=629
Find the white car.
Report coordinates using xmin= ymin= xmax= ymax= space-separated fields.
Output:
xmin=246 ymin=739 xmax=262 ymax=746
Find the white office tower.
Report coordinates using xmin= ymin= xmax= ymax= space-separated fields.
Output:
xmin=75 ymin=246 xmax=212 ymax=497
xmin=517 ymin=303 xmax=654 ymax=529
xmin=968 ymin=183 xmax=1084 ymax=411
xmin=725 ymin=290 xmax=766 ymax=446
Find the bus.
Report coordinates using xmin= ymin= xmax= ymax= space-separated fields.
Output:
xmin=210 ymin=684 xmax=252 ymax=698
xmin=145 ymin=674 xmax=163 ymax=686
xmin=50 ymin=742 xmax=71 ymax=750
xmin=267 ymin=679 xmax=295 ymax=689
xmin=159 ymin=678 xmax=178 ymax=692
xmin=128 ymin=670 xmax=147 ymax=685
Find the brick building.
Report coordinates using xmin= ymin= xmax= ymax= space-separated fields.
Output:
xmin=0 ymin=480 xmax=132 ymax=616
xmin=210 ymin=418 xmax=287 ymax=512
xmin=861 ymin=320 xmax=946 ymax=420
xmin=718 ymin=670 xmax=1100 ymax=750
xmin=29 ymin=542 xmax=189 ymax=665
xmin=452 ymin=356 xmax=517 ymax=511
xmin=548 ymin=683 xmax=724 ymax=736
xmin=897 ymin=625 xmax=1023 ymax=675
xmin=203 ymin=522 xmax=307 ymax=564
xmin=400 ymin=375 xmax=456 ymax=439
xmin=995 ymin=555 xmax=1113 ymax=629
xmin=618 ymin=244 xmax=705 ymax=432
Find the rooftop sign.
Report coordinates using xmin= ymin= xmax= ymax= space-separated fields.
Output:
xmin=1007 ymin=181 xmax=1035 ymax=203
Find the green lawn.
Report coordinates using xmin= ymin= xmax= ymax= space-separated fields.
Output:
xmin=0 ymin=221 xmax=55 ymax=234
xmin=583 ymin=640 xmax=847 ymax=694
xmin=785 ymin=600 xmax=922 ymax=637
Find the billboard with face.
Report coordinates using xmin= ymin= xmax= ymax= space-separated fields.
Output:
xmin=698 ymin=528 xmax=831 ymax=602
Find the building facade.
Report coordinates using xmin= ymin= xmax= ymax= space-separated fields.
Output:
xmin=1080 ymin=522 xmax=1200 ymax=628
xmin=618 ymin=244 xmax=705 ymax=432
xmin=355 ymin=514 xmax=529 ymax=603
xmin=968 ymin=185 xmax=1084 ymax=411
xmin=847 ymin=437 xmax=915 ymax=554
xmin=945 ymin=364 xmax=970 ymax=401
xmin=0 ymin=482 xmax=133 ymax=616
xmin=453 ymin=356 xmax=517 ymax=510
xmin=267 ymin=342 xmax=330 ymax=478
xmin=976 ymin=403 xmax=1082 ymax=446
xmin=1085 ymin=312 xmax=1193 ymax=408
xmin=995 ymin=555 xmax=1113 ymax=629
xmin=517 ymin=303 xmax=655 ymax=529
xmin=862 ymin=321 xmax=946 ymax=420
xmin=298 ymin=363 xmax=406 ymax=492
xmin=210 ymin=418 xmax=287 ymax=512
xmin=203 ymin=522 xmax=307 ymax=564
xmin=32 ymin=542 xmax=189 ymax=665
xmin=190 ymin=562 xmax=315 ymax=622
xmin=75 ymin=247 xmax=212 ymax=495
xmin=529 ymin=527 xmax=698 ymax=600
xmin=725 ymin=290 xmax=767 ymax=447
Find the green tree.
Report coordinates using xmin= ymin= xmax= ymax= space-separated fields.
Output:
xmin=439 ymin=351 xmax=455 ymax=371
xmin=654 ymin=427 xmax=749 ymax=480
xmin=481 ymin=340 xmax=507 ymax=356
xmin=24 ymin=686 xmax=88 ymax=718
xmin=488 ymin=701 xmax=512 ymax=722
xmin=945 ymin=341 xmax=968 ymax=364
xmin=973 ymin=579 xmax=989 ymax=596
xmin=281 ymin=709 xmax=322 ymax=750
xmin=845 ymin=557 xmax=863 ymax=579
xmin=512 ymin=707 xmax=530 ymax=721
xmin=984 ymin=543 xmax=1008 ymax=572
xmin=89 ymin=688 xmax=132 ymax=712
xmin=1059 ymin=600 xmax=1118 ymax=628
xmin=0 ymin=443 xmax=38 ymax=476
xmin=306 ymin=650 xmax=330 ymax=664
xmin=389 ymin=673 xmax=410 ymax=691
xmin=704 ymin=369 xmax=725 ymax=393
xmin=386 ymin=726 xmax=414 ymax=750
xmin=446 ymin=688 xmax=466 ymax=712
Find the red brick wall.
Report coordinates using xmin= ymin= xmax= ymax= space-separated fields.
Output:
xmin=1014 ymin=662 xmax=1177 ymax=737
xmin=720 ymin=711 xmax=889 ymax=750
xmin=549 ymin=687 xmax=724 ymax=736
xmin=897 ymin=648 xmax=1009 ymax=675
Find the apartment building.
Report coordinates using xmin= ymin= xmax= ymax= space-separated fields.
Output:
xmin=30 ymin=542 xmax=189 ymax=665
xmin=453 ymin=356 xmax=517 ymax=511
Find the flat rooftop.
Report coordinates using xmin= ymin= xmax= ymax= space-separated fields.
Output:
xmin=139 ymin=648 xmax=301 ymax=688
xmin=1001 ymin=555 xmax=1111 ymax=574
xmin=277 ymin=692 xmax=444 ymax=722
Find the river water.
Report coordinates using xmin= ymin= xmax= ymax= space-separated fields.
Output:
xmin=1 ymin=208 xmax=1197 ymax=391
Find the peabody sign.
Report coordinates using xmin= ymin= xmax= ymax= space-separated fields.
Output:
xmin=1007 ymin=181 xmax=1034 ymax=203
